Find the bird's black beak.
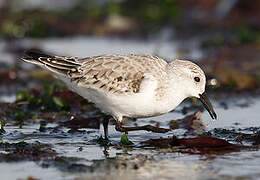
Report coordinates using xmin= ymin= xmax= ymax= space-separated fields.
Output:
xmin=199 ymin=92 xmax=217 ymax=119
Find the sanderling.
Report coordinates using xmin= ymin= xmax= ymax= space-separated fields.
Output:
xmin=21 ymin=50 xmax=216 ymax=139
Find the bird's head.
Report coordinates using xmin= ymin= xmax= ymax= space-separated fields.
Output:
xmin=168 ymin=60 xmax=217 ymax=119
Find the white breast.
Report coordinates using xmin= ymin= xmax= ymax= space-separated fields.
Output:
xmin=60 ymin=73 xmax=178 ymax=122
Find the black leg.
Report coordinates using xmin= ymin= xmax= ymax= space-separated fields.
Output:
xmin=115 ymin=122 xmax=170 ymax=133
xmin=103 ymin=115 xmax=110 ymax=140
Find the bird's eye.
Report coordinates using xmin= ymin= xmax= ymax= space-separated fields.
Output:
xmin=194 ymin=77 xmax=200 ymax=82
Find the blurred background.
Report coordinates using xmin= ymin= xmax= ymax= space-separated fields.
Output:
xmin=0 ymin=0 xmax=259 ymax=93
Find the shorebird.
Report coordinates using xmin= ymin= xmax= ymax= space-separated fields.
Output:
xmin=21 ymin=50 xmax=217 ymax=139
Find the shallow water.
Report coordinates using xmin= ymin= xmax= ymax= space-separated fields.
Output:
xmin=1 ymin=96 xmax=260 ymax=180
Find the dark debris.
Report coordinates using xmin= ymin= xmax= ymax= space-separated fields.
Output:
xmin=0 ymin=141 xmax=57 ymax=162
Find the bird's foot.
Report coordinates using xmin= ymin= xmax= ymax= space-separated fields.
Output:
xmin=141 ymin=125 xmax=170 ymax=133
xmin=97 ymin=135 xmax=110 ymax=146
xmin=115 ymin=123 xmax=127 ymax=132
xmin=115 ymin=123 xmax=170 ymax=133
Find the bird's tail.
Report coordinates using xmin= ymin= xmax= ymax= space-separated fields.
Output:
xmin=21 ymin=50 xmax=82 ymax=76
xmin=21 ymin=50 xmax=53 ymax=66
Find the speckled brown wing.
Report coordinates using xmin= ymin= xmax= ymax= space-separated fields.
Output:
xmin=69 ymin=55 xmax=168 ymax=94
xmin=22 ymin=52 xmax=168 ymax=95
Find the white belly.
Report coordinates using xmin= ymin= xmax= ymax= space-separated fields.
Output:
xmin=59 ymin=75 xmax=183 ymax=122
xmin=74 ymin=85 xmax=172 ymax=119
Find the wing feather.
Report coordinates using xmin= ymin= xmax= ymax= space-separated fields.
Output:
xmin=21 ymin=52 xmax=168 ymax=95
xmin=75 ymin=55 xmax=167 ymax=94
